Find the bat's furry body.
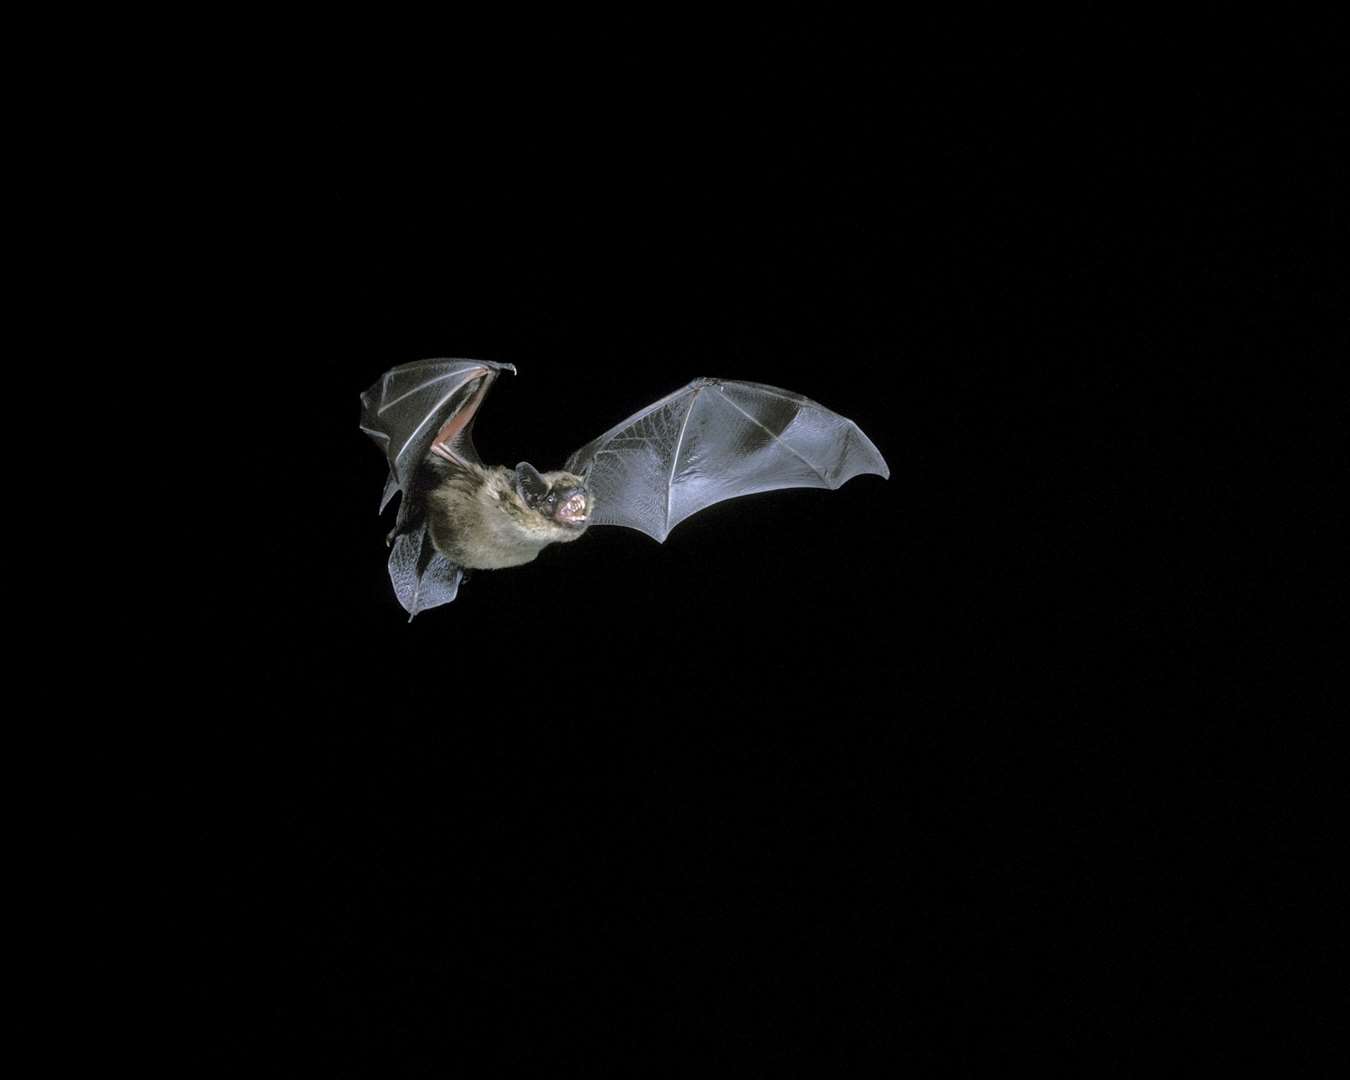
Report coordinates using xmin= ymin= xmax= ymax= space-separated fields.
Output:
xmin=360 ymin=359 xmax=888 ymax=617
xmin=426 ymin=463 xmax=589 ymax=570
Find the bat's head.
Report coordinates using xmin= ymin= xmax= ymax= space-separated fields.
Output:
xmin=514 ymin=463 xmax=591 ymax=533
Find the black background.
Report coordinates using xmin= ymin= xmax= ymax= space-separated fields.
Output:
xmin=183 ymin=31 xmax=1337 ymax=1073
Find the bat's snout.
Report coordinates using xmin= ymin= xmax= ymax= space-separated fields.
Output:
xmin=555 ymin=490 xmax=589 ymax=527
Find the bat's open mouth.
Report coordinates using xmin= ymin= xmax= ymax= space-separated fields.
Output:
xmin=555 ymin=492 xmax=589 ymax=527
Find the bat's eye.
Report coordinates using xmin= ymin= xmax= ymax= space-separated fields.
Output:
xmin=545 ymin=493 xmax=557 ymax=506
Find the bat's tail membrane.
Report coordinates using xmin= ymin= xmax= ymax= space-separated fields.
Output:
xmin=387 ymin=520 xmax=464 ymax=618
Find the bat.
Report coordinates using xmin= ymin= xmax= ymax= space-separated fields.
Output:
xmin=360 ymin=359 xmax=889 ymax=617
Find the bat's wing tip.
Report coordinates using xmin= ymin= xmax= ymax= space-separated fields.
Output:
xmin=845 ymin=421 xmax=889 ymax=481
xmin=854 ymin=459 xmax=889 ymax=483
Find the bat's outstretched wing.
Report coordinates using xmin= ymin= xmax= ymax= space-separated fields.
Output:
xmin=565 ymin=378 xmax=889 ymax=542
xmin=359 ymin=358 xmax=515 ymax=617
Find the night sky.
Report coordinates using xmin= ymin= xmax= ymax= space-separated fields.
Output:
xmin=186 ymin=35 xmax=1335 ymax=1072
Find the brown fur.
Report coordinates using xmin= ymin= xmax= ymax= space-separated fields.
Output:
xmin=427 ymin=465 xmax=589 ymax=570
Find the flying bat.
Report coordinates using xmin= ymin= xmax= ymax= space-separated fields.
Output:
xmin=360 ymin=359 xmax=889 ymax=617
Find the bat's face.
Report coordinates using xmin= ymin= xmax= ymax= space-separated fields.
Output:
xmin=516 ymin=464 xmax=591 ymax=532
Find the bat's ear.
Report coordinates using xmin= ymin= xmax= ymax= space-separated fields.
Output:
xmin=514 ymin=462 xmax=549 ymax=505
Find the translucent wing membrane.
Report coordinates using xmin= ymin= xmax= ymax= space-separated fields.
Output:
xmin=567 ymin=378 xmax=889 ymax=542
xmin=359 ymin=358 xmax=515 ymax=499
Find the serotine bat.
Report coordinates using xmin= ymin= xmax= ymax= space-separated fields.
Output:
xmin=359 ymin=359 xmax=889 ymax=617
